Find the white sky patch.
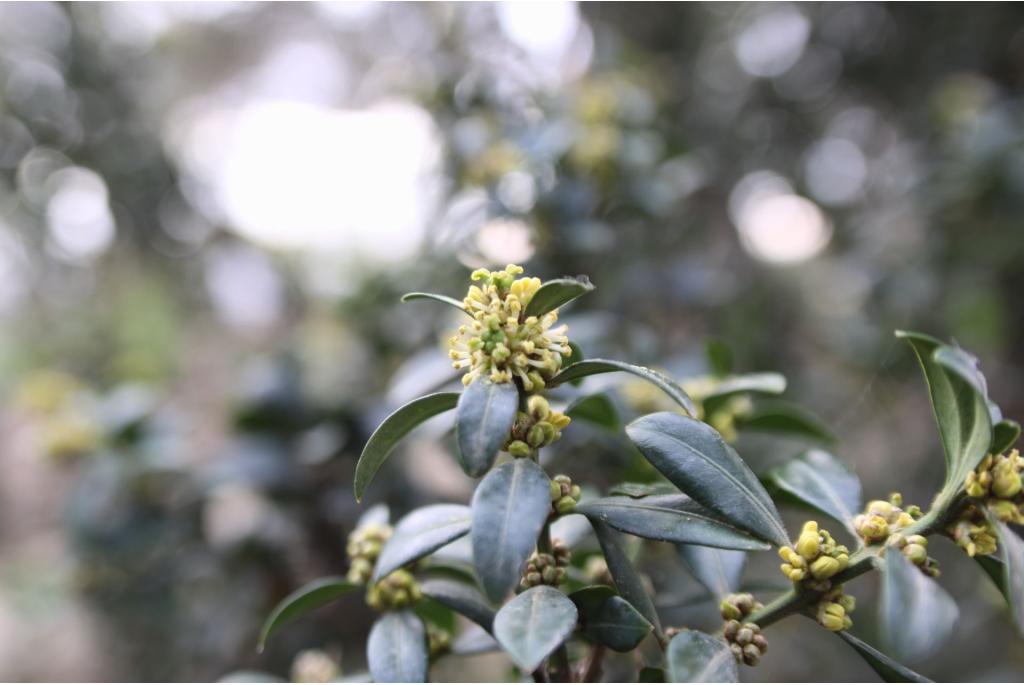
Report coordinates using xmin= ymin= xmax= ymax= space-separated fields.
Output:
xmin=44 ymin=166 xmax=116 ymax=263
xmin=497 ymin=1 xmax=580 ymax=62
xmin=730 ymin=171 xmax=832 ymax=265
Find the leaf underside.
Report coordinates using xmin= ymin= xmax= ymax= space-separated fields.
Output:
xmin=455 ymin=378 xmax=519 ymax=477
xmin=665 ymin=630 xmax=738 ymax=682
xmin=769 ymin=449 xmax=862 ymax=534
xmin=373 ymin=504 xmax=472 ymax=581
xmin=367 ymin=610 xmax=429 ymax=683
xmin=493 ymin=585 xmax=579 ymax=672
xmin=523 ymin=276 xmax=595 ymax=318
xmin=550 ymin=359 xmax=696 ymax=416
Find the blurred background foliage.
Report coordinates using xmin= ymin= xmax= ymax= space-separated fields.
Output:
xmin=0 ymin=2 xmax=1022 ymax=681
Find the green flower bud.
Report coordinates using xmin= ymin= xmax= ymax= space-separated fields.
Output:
xmin=857 ymin=514 xmax=889 ymax=543
xmin=902 ymin=544 xmax=927 ymax=564
xmin=866 ymin=500 xmax=895 ymax=520
xmin=550 ymin=480 xmax=563 ymax=502
xmin=556 ymin=495 xmax=577 ymax=514
xmin=720 ymin=600 xmax=743 ymax=621
xmin=527 ymin=424 xmax=546 ymax=447
xmin=509 ymin=440 xmax=531 ymax=458
xmin=542 ymin=567 xmax=558 ymax=585
xmin=569 ymin=484 xmax=581 ymax=500
xmin=993 ymin=469 xmax=1022 ymax=499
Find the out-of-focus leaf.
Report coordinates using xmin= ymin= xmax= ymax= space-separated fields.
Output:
xmin=576 ymin=495 xmax=770 ymax=550
xmin=355 ymin=393 xmax=459 ymax=501
xmin=591 ymin=521 xmax=662 ymax=637
xmin=675 ymin=544 xmax=746 ymax=598
xmin=608 ymin=481 xmax=677 ymax=498
xmin=665 ymin=630 xmax=738 ymax=682
xmin=881 ymin=550 xmax=958 ymax=663
xmin=734 ymin=399 xmax=834 ymax=443
xmin=355 ymin=503 xmax=390 ymax=529
xmin=367 ymin=611 xmax=428 ymax=683
xmin=550 ymin=360 xmax=696 ymax=416
xmin=455 ymin=378 xmax=518 ymax=477
xmin=374 ymin=504 xmax=471 ymax=581
xmin=991 ymin=419 xmax=1021 ymax=454
xmin=769 ymin=449 xmax=862 ymax=534
xmin=626 ymin=413 xmax=789 ymax=547
xmin=705 ymin=340 xmax=733 ymax=377
xmin=836 ymin=631 xmax=932 ymax=683
xmin=523 ymin=276 xmax=595 ymax=317
xmin=258 ymin=577 xmax=358 ymax=651
xmin=493 ymin=585 xmax=578 ymax=672
xmin=581 ymin=594 xmax=652 ymax=652
xmin=897 ymin=331 xmax=992 ymax=512
xmin=989 ymin=519 xmax=1024 ymax=636
xmin=471 ymin=458 xmax=551 ymax=602
xmin=421 ymin=578 xmax=496 ymax=632
xmin=451 ymin=625 xmax=500 ymax=655
xmin=639 ymin=667 xmax=667 ymax=682
xmin=703 ymin=373 xmax=786 ymax=417
xmin=566 ymin=393 xmax=620 ymax=432
xmin=401 ymin=291 xmax=468 ymax=313
xmin=566 ymin=342 xmax=584 ymax=386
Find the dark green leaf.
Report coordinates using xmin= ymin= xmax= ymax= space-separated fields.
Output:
xmin=367 ymin=610 xmax=428 ymax=683
xmin=703 ymin=373 xmax=786 ymax=417
xmin=591 ymin=521 xmax=662 ymax=637
xmin=569 ymin=585 xmax=616 ymax=615
xmin=608 ymin=481 xmax=678 ymax=498
xmin=401 ymin=291 xmax=469 ymax=313
xmin=258 ymin=577 xmax=358 ymax=651
xmin=880 ymin=550 xmax=958 ymax=663
xmin=421 ymin=578 xmax=496 ymax=633
xmin=675 ymin=544 xmax=746 ymax=597
xmin=769 ymin=449 xmax=862 ymax=534
xmin=355 ymin=393 xmax=460 ymax=501
xmin=523 ymin=276 xmax=595 ymax=318
xmin=566 ymin=393 xmax=620 ymax=432
xmin=626 ymin=413 xmax=789 ymax=547
xmin=897 ymin=331 xmax=992 ymax=512
xmin=550 ymin=360 xmax=696 ymax=416
xmin=734 ymin=399 xmax=834 ymax=443
xmin=374 ymin=505 xmax=471 ymax=581
xmin=566 ymin=342 xmax=585 ymax=386
xmin=471 ymin=458 xmax=552 ymax=602
xmin=705 ymin=339 xmax=733 ymax=377
xmin=836 ymin=631 xmax=932 ymax=683
xmin=581 ymin=594 xmax=652 ymax=652
xmin=492 ymin=585 xmax=578 ymax=672
xmin=665 ymin=630 xmax=738 ymax=682
xmin=992 ymin=419 xmax=1021 ymax=454
xmin=576 ymin=495 xmax=770 ymax=550
xmin=455 ymin=379 xmax=519 ymax=477
xmin=640 ymin=667 xmax=667 ymax=682
xmin=989 ymin=519 xmax=1024 ymax=636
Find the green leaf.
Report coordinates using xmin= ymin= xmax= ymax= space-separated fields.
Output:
xmin=355 ymin=393 xmax=460 ymax=501
xmin=523 ymin=276 xmax=595 ymax=318
xmin=550 ymin=360 xmax=696 ymax=416
xmin=492 ymin=585 xmax=579 ymax=672
xmin=367 ymin=610 xmax=428 ymax=683
xmin=626 ymin=413 xmax=789 ymax=547
xmin=769 ymin=449 xmax=862 ymax=535
xmin=640 ymin=667 xmax=667 ymax=682
xmin=836 ymin=631 xmax=932 ymax=683
xmin=566 ymin=393 xmax=620 ymax=432
xmin=373 ymin=505 xmax=472 ymax=581
xmin=455 ymin=378 xmax=519 ymax=477
xmin=420 ymin=578 xmax=496 ymax=633
xmin=471 ymin=458 xmax=552 ymax=603
xmin=608 ymin=481 xmax=678 ymax=498
xmin=989 ymin=519 xmax=1024 ymax=636
xmin=703 ymin=373 xmax=786 ymax=417
xmin=705 ymin=339 xmax=733 ymax=377
xmin=258 ymin=577 xmax=358 ymax=651
xmin=897 ymin=331 xmax=992 ymax=511
xmin=401 ymin=291 xmax=469 ymax=313
xmin=992 ymin=419 xmax=1021 ymax=454
xmin=665 ymin=630 xmax=738 ymax=682
xmin=675 ymin=544 xmax=746 ymax=598
xmin=576 ymin=495 xmax=770 ymax=550
xmin=580 ymin=593 xmax=652 ymax=652
xmin=734 ymin=399 xmax=834 ymax=443
xmin=880 ymin=550 xmax=958 ymax=663
xmin=591 ymin=521 xmax=663 ymax=637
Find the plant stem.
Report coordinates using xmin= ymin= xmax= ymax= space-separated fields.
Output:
xmin=579 ymin=644 xmax=605 ymax=683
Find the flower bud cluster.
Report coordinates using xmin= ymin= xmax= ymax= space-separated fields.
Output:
xmin=427 ymin=623 xmax=452 ymax=658
xmin=889 ymin=533 xmax=940 ymax=577
xmin=779 ymin=521 xmax=849 ymax=590
xmin=719 ymin=593 xmax=763 ymax=622
xmin=815 ymin=586 xmax=856 ymax=632
xmin=549 ymin=475 xmax=582 ymax=516
xmin=505 ymin=396 xmax=572 ymax=457
xmin=366 ymin=568 xmax=422 ymax=612
xmin=448 ymin=265 xmax=571 ymax=391
xmin=722 ymin=620 xmax=768 ymax=666
xmin=947 ymin=503 xmax=998 ymax=557
xmin=520 ymin=539 xmax=572 ymax=589
xmin=964 ymin=450 xmax=1023 ymax=524
xmin=345 ymin=523 xmax=392 ymax=584
xmin=853 ymin=493 xmax=922 ymax=545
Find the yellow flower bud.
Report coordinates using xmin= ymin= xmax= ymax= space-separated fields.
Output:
xmin=810 ymin=556 xmax=841 ymax=580
xmin=866 ymin=500 xmax=895 ymax=520
xmin=993 ymin=469 xmax=1022 ymax=499
xmin=902 ymin=543 xmax=927 ymax=565
xmin=527 ymin=395 xmax=550 ymax=420
xmin=796 ymin=521 xmax=821 ymax=559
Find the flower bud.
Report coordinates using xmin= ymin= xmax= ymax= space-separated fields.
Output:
xmin=993 ymin=469 xmax=1022 ymax=499
xmin=736 ymin=627 xmax=754 ymax=646
xmin=527 ymin=424 xmax=546 ymax=447
xmin=509 ymin=440 xmax=531 ymax=458
xmin=866 ymin=500 xmax=894 ymax=520
xmin=857 ymin=514 xmax=889 ymax=543
xmin=720 ymin=600 xmax=743 ymax=621
xmin=723 ymin=619 xmax=740 ymax=641
xmin=810 ymin=556 xmax=841 ymax=580
xmin=902 ymin=544 xmax=927 ymax=564
xmin=527 ymin=395 xmax=550 ymax=421
xmin=796 ymin=521 xmax=820 ymax=559
xmin=556 ymin=495 xmax=577 ymax=514
xmin=742 ymin=644 xmax=761 ymax=666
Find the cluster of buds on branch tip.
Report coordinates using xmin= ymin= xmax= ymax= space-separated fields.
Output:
xmin=506 ymin=396 xmax=572 ymax=457
xmin=779 ymin=521 xmax=849 ymax=591
xmin=815 ymin=586 xmax=856 ymax=632
xmin=853 ymin=492 xmax=922 ymax=545
xmin=520 ymin=540 xmax=572 ymax=590
xmin=550 ymin=475 xmax=582 ymax=515
xmin=345 ymin=523 xmax=391 ymax=584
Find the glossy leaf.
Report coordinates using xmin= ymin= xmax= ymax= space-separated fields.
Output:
xmin=258 ymin=577 xmax=358 ymax=651
xmin=471 ymin=458 xmax=552 ymax=602
xmin=451 ymin=625 xmax=501 ymax=655
xmin=665 ymin=630 xmax=738 ymax=683
xmin=581 ymin=594 xmax=652 ymax=652
xmin=566 ymin=393 xmax=620 ymax=432
xmin=898 ymin=331 xmax=992 ymax=511
xmin=769 ymin=449 xmax=862 ymax=534
xmin=992 ymin=419 xmax=1021 ymax=454
xmin=626 ymin=412 xmax=789 ymax=547
xmin=591 ymin=521 xmax=662 ymax=636
xmin=455 ymin=378 xmax=518 ymax=477
xmin=990 ymin=519 xmax=1024 ymax=636
xmin=374 ymin=504 xmax=472 ymax=581
xmin=608 ymin=481 xmax=678 ymax=498
xmin=837 ymin=631 xmax=931 ymax=683
xmin=492 ymin=585 xmax=578 ymax=672
xmin=576 ymin=495 xmax=770 ymax=550
xmin=675 ymin=544 xmax=746 ymax=598
xmin=550 ymin=359 xmax=696 ymax=416
xmin=420 ymin=578 xmax=496 ymax=632
xmin=881 ymin=550 xmax=958 ymax=663
xmin=523 ymin=276 xmax=595 ymax=317
xmin=355 ymin=393 xmax=460 ymax=501
xmin=703 ymin=373 xmax=786 ymax=417
xmin=734 ymin=399 xmax=834 ymax=443
xmin=367 ymin=610 xmax=428 ymax=683
xmin=401 ymin=291 xmax=468 ymax=313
